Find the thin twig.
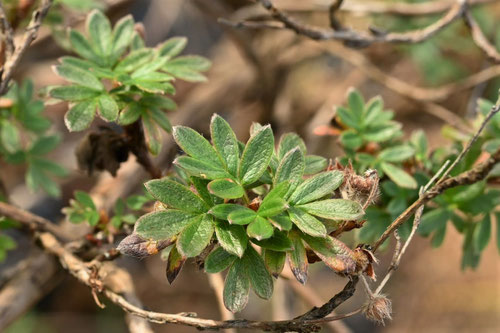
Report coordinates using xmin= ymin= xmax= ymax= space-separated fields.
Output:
xmin=463 ymin=10 xmax=500 ymax=63
xmin=328 ymin=0 xmax=344 ymax=30
xmin=373 ymin=146 xmax=500 ymax=251
xmin=437 ymin=96 xmax=500 ymax=184
xmin=0 ymin=2 xmax=15 ymax=57
xmin=250 ymin=0 xmax=467 ymax=47
xmin=0 ymin=0 xmax=54 ymax=95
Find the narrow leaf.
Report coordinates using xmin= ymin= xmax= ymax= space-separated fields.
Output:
xmin=208 ymin=178 xmax=245 ymax=199
xmin=205 ymin=247 xmax=237 ymax=273
xmin=246 ymin=216 xmax=274 ymax=240
xmin=238 ymin=125 xmax=274 ymax=185
xmin=298 ymin=199 xmax=364 ymax=221
xmin=243 ymin=246 xmax=273 ymax=299
xmin=145 ymin=178 xmax=208 ymax=213
xmin=381 ymin=162 xmax=417 ymax=189
xmin=177 ymin=214 xmax=214 ymax=258
xmin=252 ymin=230 xmax=293 ymax=252
xmin=223 ymin=259 xmax=250 ymax=313
xmin=287 ymin=230 xmax=308 ymax=284
xmin=97 ymin=94 xmax=119 ymax=121
xmin=274 ymin=147 xmax=305 ymax=186
xmin=166 ymin=245 xmax=186 ymax=284
xmin=135 ymin=210 xmax=199 ymax=241
xmin=210 ymin=114 xmax=240 ymax=175
xmin=174 ymin=156 xmax=229 ymax=180
xmin=288 ymin=207 xmax=326 ymax=237
xmin=215 ymin=222 xmax=248 ymax=258
xmin=173 ymin=126 xmax=222 ymax=167
xmin=264 ymin=250 xmax=286 ymax=278
xmin=64 ymin=100 xmax=96 ymax=132
xmin=289 ymin=171 xmax=344 ymax=205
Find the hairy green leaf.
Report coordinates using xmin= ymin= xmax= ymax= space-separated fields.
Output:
xmin=177 ymin=214 xmax=214 ymax=257
xmin=247 ymin=216 xmax=274 ymax=240
xmin=210 ymin=114 xmax=240 ymax=176
xmin=215 ymin=222 xmax=248 ymax=257
xmin=223 ymin=259 xmax=250 ymax=313
xmin=205 ymin=247 xmax=237 ymax=273
xmin=135 ymin=210 xmax=199 ymax=240
xmin=288 ymin=207 xmax=326 ymax=237
xmin=145 ymin=178 xmax=208 ymax=213
xmin=289 ymin=171 xmax=344 ymax=205
xmin=287 ymin=230 xmax=308 ymax=284
xmin=238 ymin=125 xmax=274 ymax=185
xmin=208 ymin=178 xmax=244 ymax=199
xmin=64 ymin=100 xmax=96 ymax=131
xmin=243 ymin=246 xmax=273 ymax=299
xmin=298 ymin=199 xmax=364 ymax=221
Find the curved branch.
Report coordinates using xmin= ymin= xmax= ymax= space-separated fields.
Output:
xmin=464 ymin=10 xmax=500 ymax=63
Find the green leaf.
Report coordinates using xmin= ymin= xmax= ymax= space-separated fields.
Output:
xmin=243 ymin=246 xmax=273 ymax=299
xmin=158 ymin=37 xmax=187 ymax=58
xmin=431 ymin=224 xmax=446 ymax=248
xmin=174 ymin=156 xmax=229 ymax=180
xmin=75 ymin=190 xmax=96 ymax=209
xmin=69 ymin=30 xmax=101 ymax=64
xmin=287 ymin=230 xmax=308 ymax=284
xmin=274 ymin=147 xmax=305 ymax=186
xmin=297 ymin=199 xmax=364 ymax=221
xmin=238 ymin=125 xmax=274 ymax=185
xmin=190 ymin=177 xmax=215 ymax=206
xmin=118 ymin=103 xmax=142 ymax=125
xmin=163 ymin=55 xmax=211 ymax=82
xmin=378 ymin=145 xmax=415 ymax=163
xmin=49 ymin=85 xmax=101 ymax=101
xmin=87 ymin=10 xmax=112 ymax=56
xmin=215 ymin=222 xmax=248 ymax=257
xmin=208 ymin=178 xmax=244 ymax=199
xmin=115 ymin=49 xmax=154 ymax=73
xmin=347 ymin=88 xmax=365 ymax=119
xmin=228 ymin=208 xmax=257 ymax=225
xmin=210 ymin=114 xmax=240 ymax=176
xmin=223 ymin=259 xmax=250 ymax=313
xmin=135 ymin=210 xmax=199 ymax=240
xmin=418 ymin=208 xmax=450 ymax=235
xmin=111 ymin=15 xmax=134 ymax=60
xmin=289 ymin=171 xmax=344 ymax=205
xmin=340 ymin=130 xmax=363 ymax=149
xmin=337 ymin=106 xmax=360 ymax=130
xmin=54 ymin=64 xmax=104 ymax=90
xmin=209 ymin=204 xmax=251 ymax=220
xmin=288 ymin=207 xmax=326 ymax=237
xmin=363 ymin=124 xmax=401 ymax=142
xmin=264 ymin=250 xmax=286 ymax=278
xmin=145 ymin=178 xmax=208 ymax=213
xmin=173 ymin=126 xmax=222 ymax=168
xmin=97 ymin=94 xmax=119 ymax=121
xmin=64 ymin=99 xmax=96 ymax=131
xmin=0 ymin=121 xmax=20 ymax=153
xmin=278 ymin=133 xmax=306 ymax=159
xmin=177 ymin=214 xmax=214 ymax=258
xmin=381 ymin=162 xmax=417 ymax=189
xmin=32 ymin=158 xmax=68 ymax=177
xmin=257 ymin=198 xmax=287 ymax=218
xmin=150 ymin=108 xmax=172 ymax=133
xmin=252 ymin=230 xmax=293 ymax=252
xmin=474 ymin=214 xmax=491 ymax=252
xmin=205 ymin=247 xmax=237 ymax=273
xmin=301 ymin=233 xmax=357 ymax=274
xmin=304 ymin=155 xmax=327 ymax=175
xmin=247 ymin=216 xmax=274 ymax=240
xmin=142 ymin=112 xmax=161 ymax=155
xmin=269 ymin=214 xmax=293 ymax=231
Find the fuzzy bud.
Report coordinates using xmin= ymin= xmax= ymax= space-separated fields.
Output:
xmin=117 ymin=233 xmax=172 ymax=258
xmin=362 ymin=294 xmax=392 ymax=325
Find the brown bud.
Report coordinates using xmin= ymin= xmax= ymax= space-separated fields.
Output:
xmin=117 ymin=233 xmax=173 ymax=258
xmin=362 ymin=294 xmax=392 ymax=325
xmin=353 ymin=246 xmax=378 ymax=280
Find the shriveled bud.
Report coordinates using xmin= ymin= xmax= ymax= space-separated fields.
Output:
xmin=353 ymin=246 xmax=378 ymax=280
xmin=333 ymin=161 xmax=379 ymax=204
xmin=117 ymin=233 xmax=173 ymax=258
xmin=362 ymin=294 xmax=392 ymax=325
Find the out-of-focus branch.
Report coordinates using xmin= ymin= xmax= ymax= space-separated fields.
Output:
xmin=0 ymin=2 xmax=15 ymax=57
xmin=373 ymin=146 xmax=500 ymax=251
xmin=0 ymin=0 xmax=53 ymax=95
xmin=463 ymin=11 xmax=500 ymax=64
xmin=274 ymin=0 xmax=494 ymax=16
xmin=235 ymin=0 xmax=467 ymax=47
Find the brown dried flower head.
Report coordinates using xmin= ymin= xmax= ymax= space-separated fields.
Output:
xmin=362 ymin=293 xmax=392 ymax=325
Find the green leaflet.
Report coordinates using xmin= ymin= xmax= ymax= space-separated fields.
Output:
xmin=145 ymin=178 xmax=208 ymax=213
xmin=264 ymin=250 xmax=286 ymax=278
xmin=289 ymin=171 xmax=344 ymax=205
xmin=278 ymin=132 xmax=306 ymax=160
xmin=287 ymin=230 xmax=308 ymax=284
xmin=274 ymin=147 xmax=305 ymax=187
xmin=173 ymin=125 xmax=222 ymax=168
xmin=49 ymin=85 xmax=101 ymax=101
xmin=238 ymin=125 xmax=274 ymax=185
xmin=223 ymin=259 xmax=250 ymax=313
xmin=135 ymin=210 xmax=199 ymax=241
xmin=209 ymin=204 xmax=253 ymax=220
xmin=297 ymin=199 xmax=364 ymax=221
xmin=177 ymin=214 xmax=214 ymax=258
xmin=228 ymin=208 xmax=257 ymax=226
xmin=158 ymin=37 xmax=187 ymax=58
xmin=269 ymin=214 xmax=293 ymax=231
xmin=174 ymin=156 xmax=229 ymax=180
xmin=288 ymin=207 xmax=326 ymax=238
xmin=96 ymin=94 xmax=119 ymax=121
xmin=246 ymin=216 xmax=274 ymax=240
xmin=87 ymin=10 xmax=112 ymax=57
xmin=64 ymin=100 xmax=96 ymax=132
xmin=54 ymin=64 xmax=104 ymax=90
xmin=210 ymin=114 xmax=240 ymax=176
xmin=252 ymin=230 xmax=293 ymax=252
xmin=378 ymin=145 xmax=415 ymax=163
xmin=208 ymin=178 xmax=244 ymax=199
xmin=215 ymin=222 xmax=248 ymax=257
xmin=243 ymin=246 xmax=273 ymax=299
xmin=205 ymin=247 xmax=237 ymax=273
xmin=381 ymin=162 xmax=417 ymax=189
xmin=111 ymin=15 xmax=134 ymax=61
